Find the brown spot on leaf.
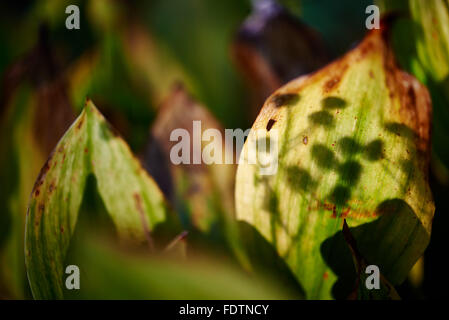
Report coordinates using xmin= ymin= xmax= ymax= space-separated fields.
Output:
xmin=133 ymin=192 xmax=154 ymax=251
xmin=324 ymin=77 xmax=340 ymax=93
xmin=35 ymin=203 xmax=45 ymax=224
xmin=312 ymin=199 xmax=377 ymax=220
xmin=76 ymin=117 xmax=84 ymax=130
xmin=270 ymin=93 xmax=299 ymax=107
xmin=48 ymin=180 xmax=56 ymax=193
xmin=266 ymin=119 xmax=276 ymax=131
xmin=341 ymin=207 xmax=350 ymax=219
xmin=32 ymin=152 xmax=54 ymax=198
xmin=303 ymin=136 xmax=308 ymax=145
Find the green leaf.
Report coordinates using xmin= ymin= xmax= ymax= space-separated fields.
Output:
xmin=0 ymin=86 xmax=46 ymax=299
xmin=235 ymin=25 xmax=434 ymax=299
xmin=25 ymin=100 xmax=168 ymax=299
xmin=341 ymin=220 xmax=400 ymax=300
xmin=63 ymin=235 xmax=295 ymax=300
xmin=379 ymin=0 xmax=449 ymax=175
xmin=0 ymin=34 xmax=75 ymax=298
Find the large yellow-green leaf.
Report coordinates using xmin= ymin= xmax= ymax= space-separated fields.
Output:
xmin=235 ymin=25 xmax=434 ymax=299
xmin=25 ymin=100 xmax=168 ymax=299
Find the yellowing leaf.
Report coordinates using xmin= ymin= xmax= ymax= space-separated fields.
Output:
xmin=144 ymin=86 xmax=235 ymax=233
xmin=235 ymin=24 xmax=434 ymax=299
xmin=25 ymin=100 xmax=168 ymax=299
xmin=379 ymin=0 xmax=449 ymax=174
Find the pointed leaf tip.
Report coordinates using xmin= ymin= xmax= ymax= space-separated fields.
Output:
xmin=25 ymin=99 xmax=169 ymax=299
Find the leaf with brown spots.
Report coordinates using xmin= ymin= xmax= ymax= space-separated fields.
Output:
xmin=25 ymin=100 xmax=168 ymax=299
xmin=380 ymin=0 xmax=449 ymax=177
xmin=236 ymin=21 xmax=434 ymax=299
xmin=142 ymin=86 xmax=246 ymax=265
xmin=144 ymin=86 xmax=237 ymax=231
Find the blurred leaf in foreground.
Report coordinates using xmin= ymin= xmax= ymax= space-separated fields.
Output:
xmin=235 ymin=22 xmax=434 ymax=299
xmin=25 ymin=100 xmax=169 ymax=299
xmin=63 ymin=235 xmax=294 ymax=300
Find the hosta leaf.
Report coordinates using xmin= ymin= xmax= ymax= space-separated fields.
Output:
xmin=25 ymin=100 xmax=168 ymax=299
xmin=235 ymin=24 xmax=434 ymax=299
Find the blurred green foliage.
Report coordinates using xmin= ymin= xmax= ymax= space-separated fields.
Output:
xmin=1 ymin=0 xmax=447 ymax=300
